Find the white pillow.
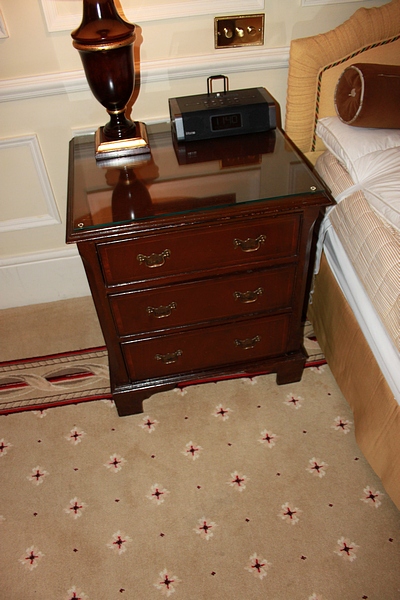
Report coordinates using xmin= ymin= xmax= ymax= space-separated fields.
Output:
xmin=316 ymin=117 xmax=400 ymax=230
xmin=316 ymin=116 xmax=400 ymax=167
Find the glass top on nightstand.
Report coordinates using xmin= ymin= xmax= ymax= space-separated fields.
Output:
xmin=68 ymin=122 xmax=325 ymax=233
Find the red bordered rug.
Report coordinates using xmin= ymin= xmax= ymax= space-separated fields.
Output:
xmin=0 ymin=324 xmax=325 ymax=415
xmin=0 ymin=346 xmax=111 ymax=415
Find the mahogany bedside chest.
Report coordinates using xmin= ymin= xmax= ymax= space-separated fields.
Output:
xmin=66 ymin=123 xmax=333 ymax=416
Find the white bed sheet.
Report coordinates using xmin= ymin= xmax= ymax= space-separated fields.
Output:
xmin=321 ymin=225 xmax=400 ymax=404
xmin=315 ymin=150 xmax=399 ymax=350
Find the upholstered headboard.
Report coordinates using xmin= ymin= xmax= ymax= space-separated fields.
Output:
xmin=285 ymin=0 xmax=400 ymax=163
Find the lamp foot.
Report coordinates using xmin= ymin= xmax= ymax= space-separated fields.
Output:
xmin=95 ymin=122 xmax=150 ymax=160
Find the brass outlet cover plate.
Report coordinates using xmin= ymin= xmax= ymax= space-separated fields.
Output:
xmin=215 ymin=14 xmax=264 ymax=49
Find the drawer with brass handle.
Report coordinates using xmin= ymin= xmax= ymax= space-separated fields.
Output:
xmin=109 ymin=264 xmax=296 ymax=336
xmin=137 ymin=249 xmax=171 ymax=268
xmin=233 ymin=235 xmax=266 ymax=252
xmin=155 ymin=349 xmax=183 ymax=365
xmin=121 ymin=313 xmax=290 ymax=381
xmin=233 ymin=287 xmax=264 ymax=303
xmin=98 ymin=214 xmax=300 ymax=286
xmin=147 ymin=302 xmax=177 ymax=319
xmin=234 ymin=335 xmax=262 ymax=350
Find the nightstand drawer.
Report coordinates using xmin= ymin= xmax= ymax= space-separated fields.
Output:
xmin=110 ymin=265 xmax=296 ymax=336
xmin=122 ymin=313 xmax=290 ymax=380
xmin=98 ymin=214 xmax=300 ymax=286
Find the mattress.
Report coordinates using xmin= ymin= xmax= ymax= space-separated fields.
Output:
xmin=314 ymin=150 xmax=400 ymax=402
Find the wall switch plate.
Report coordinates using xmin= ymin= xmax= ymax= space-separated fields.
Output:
xmin=214 ymin=14 xmax=264 ymax=49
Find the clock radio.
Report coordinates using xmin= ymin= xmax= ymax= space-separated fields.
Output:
xmin=169 ymin=78 xmax=277 ymax=142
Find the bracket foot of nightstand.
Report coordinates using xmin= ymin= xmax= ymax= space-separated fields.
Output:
xmin=113 ymin=383 xmax=176 ymax=417
xmin=275 ymin=352 xmax=306 ymax=385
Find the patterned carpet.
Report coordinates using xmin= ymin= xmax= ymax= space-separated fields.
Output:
xmin=0 ymin=363 xmax=399 ymax=599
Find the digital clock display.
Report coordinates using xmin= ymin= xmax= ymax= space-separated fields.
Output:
xmin=211 ymin=113 xmax=242 ymax=131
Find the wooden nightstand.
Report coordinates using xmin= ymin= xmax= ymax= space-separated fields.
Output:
xmin=66 ymin=123 xmax=333 ymax=416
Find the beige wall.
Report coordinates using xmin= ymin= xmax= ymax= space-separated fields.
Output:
xmin=0 ymin=0 xmax=389 ymax=306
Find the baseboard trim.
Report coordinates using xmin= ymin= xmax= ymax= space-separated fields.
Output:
xmin=0 ymin=247 xmax=90 ymax=309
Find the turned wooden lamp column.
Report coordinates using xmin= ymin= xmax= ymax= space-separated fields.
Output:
xmin=72 ymin=0 xmax=150 ymax=159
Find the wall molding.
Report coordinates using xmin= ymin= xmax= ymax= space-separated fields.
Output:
xmin=0 ymin=135 xmax=60 ymax=233
xmin=0 ymin=246 xmax=79 ymax=268
xmin=41 ymin=0 xmax=265 ymax=31
xmin=0 ymin=247 xmax=90 ymax=309
xmin=0 ymin=46 xmax=289 ymax=103
xmin=302 ymin=0 xmax=362 ymax=5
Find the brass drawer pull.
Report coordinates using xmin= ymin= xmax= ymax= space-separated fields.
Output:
xmin=235 ymin=335 xmax=261 ymax=350
xmin=137 ymin=249 xmax=171 ymax=268
xmin=147 ymin=302 xmax=177 ymax=318
xmin=234 ymin=287 xmax=264 ymax=304
xmin=155 ymin=349 xmax=183 ymax=364
xmin=233 ymin=235 xmax=266 ymax=252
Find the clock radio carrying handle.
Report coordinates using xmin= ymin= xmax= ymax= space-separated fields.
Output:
xmin=207 ymin=75 xmax=229 ymax=95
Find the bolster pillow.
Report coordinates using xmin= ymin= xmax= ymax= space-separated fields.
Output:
xmin=334 ymin=63 xmax=400 ymax=128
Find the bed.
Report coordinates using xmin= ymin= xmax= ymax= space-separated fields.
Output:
xmin=285 ymin=0 xmax=400 ymax=509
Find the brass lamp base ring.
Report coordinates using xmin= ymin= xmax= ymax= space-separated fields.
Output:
xmin=107 ymin=108 xmax=126 ymax=115
xmin=95 ymin=121 xmax=151 ymax=160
